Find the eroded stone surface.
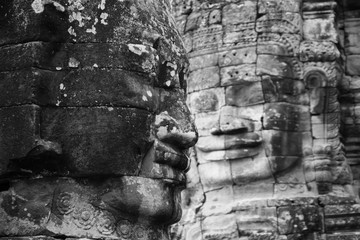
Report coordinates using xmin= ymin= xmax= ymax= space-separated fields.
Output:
xmin=171 ymin=0 xmax=359 ymax=239
xmin=0 ymin=1 xmax=198 ymax=240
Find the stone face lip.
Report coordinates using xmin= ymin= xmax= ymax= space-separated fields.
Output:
xmin=197 ymin=133 xmax=262 ymax=152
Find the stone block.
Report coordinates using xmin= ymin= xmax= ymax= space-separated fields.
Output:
xmin=221 ymin=64 xmax=259 ymax=86
xmin=225 ymin=132 xmax=262 ymax=151
xmin=258 ymin=0 xmax=301 ymax=13
xmin=0 ymin=69 xmax=40 ymax=107
xmin=304 ymin=62 xmax=340 ymax=88
xmin=218 ymin=47 xmax=257 ymax=67
xmin=0 ymin=42 xmax=159 ymax=74
xmin=196 ymin=135 xmax=225 ymax=153
xmin=222 ymin=2 xmax=257 ymax=26
xmin=188 ymin=66 xmax=220 ymax=92
xmin=256 ymin=12 xmax=302 ymax=34
xmin=312 ymin=123 xmax=339 ymax=139
xmin=191 ymin=26 xmax=223 ymax=53
xmin=40 ymin=107 xmax=153 ymax=175
xmin=0 ymin=180 xmax=52 ymax=235
xmin=309 ymin=88 xmax=339 ymax=114
xmin=274 ymin=183 xmax=313 ymax=199
xmin=189 ymin=53 xmax=218 ymax=71
xmin=324 ymin=204 xmax=360 ymax=217
xmin=263 ymin=103 xmax=310 ymax=131
xmin=263 ymin=130 xmax=311 ymax=157
xmin=198 ymin=161 xmax=232 ymax=192
xmin=346 ymin=55 xmax=360 ymax=76
xmin=267 ymin=196 xmax=317 ymax=207
xmin=196 ymin=145 xmax=262 ymax=163
xmin=0 ymin=0 xmax=67 ymax=45
xmin=223 ymin=28 xmax=257 ymax=47
xmin=225 ymin=82 xmax=264 ymax=107
xmin=194 ymin=111 xmax=220 ymax=137
xmin=233 ymin=180 xmax=274 ymax=201
xmin=188 ymin=88 xmax=225 ymax=114
xmin=230 ymin=157 xmax=273 ymax=185
xmin=262 ymin=76 xmax=309 ymax=105
xmin=326 ymin=233 xmax=360 ymax=240
xmin=220 ymin=105 xmax=263 ymax=125
xmin=37 ymin=69 xmax=159 ymax=111
xmin=274 ymin=159 xmax=306 ymax=184
xmin=303 ymin=15 xmax=337 ymax=42
xmin=0 ymin=105 xmax=40 ymax=175
xmin=268 ymin=156 xmax=301 ymax=178
xmin=277 ymin=205 xmax=323 ymax=234
xmin=200 ymin=186 xmax=234 ymax=217
xmin=235 ymin=206 xmax=277 ymax=235
xmin=344 ymin=19 xmax=360 ymax=55
xmin=202 ymin=214 xmax=239 ymax=239
xmin=257 ymin=55 xmax=302 ymax=79
xmin=257 ymin=33 xmax=301 ymax=57
xmin=300 ymin=41 xmax=340 ymax=62
xmin=311 ymin=113 xmax=340 ymax=125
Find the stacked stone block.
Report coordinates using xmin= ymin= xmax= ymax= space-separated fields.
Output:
xmin=171 ymin=0 xmax=360 ymax=239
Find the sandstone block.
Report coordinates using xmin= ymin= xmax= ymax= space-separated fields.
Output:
xmin=303 ymin=15 xmax=337 ymax=42
xmin=200 ymin=186 xmax=234 ymax=217
xmin=225 ymin=82 xmax=264 ymax=107
xmin=201 ymin=214 xmax=239 ymax=239
xmin=194 ymin=112 xmax=220 ymax=137
xmin=233 ymin=180 xmax=274 ymax=201
xmin=188 ymin=66 xmax=220 ymax=92
xmin=263 ymin=103 xmax=310 ymax=131
xmin=258 ymin=33 xmax=301 ymax=57
xmin=222 ymin=2 xmax=257 ymax=26
xmin=189 ymin=53 xmax=218 ymax=71
xmin=263 ymin=130 xmax=311 ymax=157
xmin=262 ymin=76 xmax=309 ymax=105
xmin=218 ymin=46 xmax=257 ymax=67
xmin=198 ymin=161 xmax=232 ymax=192
xmin=258 ymin=0 xmax=301 ymax=13
xmin=277 ymin=205 xmax=323 ymax=234
xmin=0 ymin=69 xmax=40 ymax=107
xmin=230 ymin=157 xmax=273 ymax=185
xmin=0 ymin=105 xmax=40 ymax=174
xmin=235 ymin=206 xmax=277 ymax=235
xmin=257 ymin=55 xmax=302 ymax=79
xmin=346 ymin=55 xmax=360 ymax=76
xmin=38 ymin=69 xmax=160 ymax=111
xmin=221 ymin=64 xmax=259 ymax=86
xmin=40 ymin=107 xmax=153 ymax=175
xmin=188 ymin=88 xmax=225 ymax=114
xmin=0 ymin=42 xmax=159 ymax=74
xmin=256 ymin=12 xmax=302 ymax=34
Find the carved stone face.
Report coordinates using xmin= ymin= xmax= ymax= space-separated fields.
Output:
xmin=189 ymin=53 xmax=312 ymax=197
xmin=179 ymin=0 xmax=346 ymax=202
xmin=0 ymin=0 xmax=197 ymax=239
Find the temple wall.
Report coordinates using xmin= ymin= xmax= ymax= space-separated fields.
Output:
xmin=171 ymin=0 xmax=360 ymax=239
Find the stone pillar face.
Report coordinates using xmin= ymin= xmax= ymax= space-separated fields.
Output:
xmin=0 ymin=1 xmax=198 ymax=240
xmin=171 ymin=0 xmax=360 ymax=239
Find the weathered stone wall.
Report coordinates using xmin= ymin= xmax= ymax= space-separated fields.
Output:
xmin=171 ymin=0 xmax=360 ymax=239
xmin=0 ymin=1 xmax=197 ymax=240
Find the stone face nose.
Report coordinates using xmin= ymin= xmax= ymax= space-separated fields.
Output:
xmin=154 ymin=111 xmax=198 ymax=150
xmin=210 ymin=106 xmax=256 ymax=135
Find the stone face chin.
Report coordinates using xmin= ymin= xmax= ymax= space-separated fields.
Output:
xmin=0 ymin=0 xmax=198 ymax=239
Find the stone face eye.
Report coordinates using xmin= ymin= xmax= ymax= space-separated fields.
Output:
xmin=189 ymin=90 xmax=219 ymax=113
